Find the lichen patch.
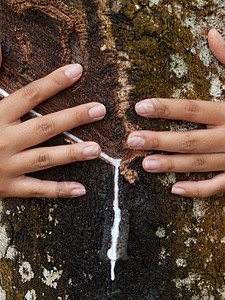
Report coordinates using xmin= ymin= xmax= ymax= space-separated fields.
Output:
xmin=192 ymin=198 xmax=206 ymax=222
xmin=170 ymin=53 xmax=188 ymax=79
xmin=42 ymin=267 xmax=63 ymax=289
xmin=149 ymin=0 xmax=162 ymax=7
xmin=155 ymin=227 xmax=166 ymax=238
xmin=25 ymin=289 xmax=37 ymax=300
xmin=173 ymin=272 xmax=201 ymax=290
xmin=19 ymin=261 xmax=34 ymax=283
xmin=176 ymin=258 xmax=187 ymax=268
xmin=5 ymin=245 xmax=17 ymax=260
xmin=0 ymin=226 xmax=9 ymax=260
xmin=158 ymin=172 xmax=176 ymax=187
xmin=0 ymin=286 xmax=6 ymax=300
xmin=210 ymin=75 xmax=223 ymax=101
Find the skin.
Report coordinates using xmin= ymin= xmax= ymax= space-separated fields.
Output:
xmin=0 ymin=50 xmax=106 ymax=198
xmin=128 ymin=29 xmax=225 ymax=198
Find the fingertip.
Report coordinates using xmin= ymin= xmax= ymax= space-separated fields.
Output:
xmin=208 ymin=28 xmax=216 ymax=39
xmin=208 ymin=28 xmax=224 ymax=44
xmin=70 ymin=187 xmax=86 ymax=197
xmin=127 ymin=132 xmax=145 ymax=149
xmin=64 ymin=63 xmax=83 ymax=80
xmin=60 ymin=182 xmax=87 ymax=198
xmin=142 ymin=157 xmax=160 ymax=172
xmin=208 ymin=28 xmax=225 ymax=65
xmin=142 ymin=157 xmax=148 ymax=171
xmin=171 ymin=185 xmax=186 ymax=196
xmin=135 ymin=99 xmax=154 ymax=116
xmin=82 ymin=142 xmax=101 ymax=158
xmin=171 ymin=181 xmax=205 ymax=198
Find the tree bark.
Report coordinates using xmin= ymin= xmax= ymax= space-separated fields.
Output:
xmin=0 ymin=0 xmax=225 ymax=299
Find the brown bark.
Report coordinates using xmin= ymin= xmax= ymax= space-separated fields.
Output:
xmin=0 ymin=0 xmax=225 ymax=299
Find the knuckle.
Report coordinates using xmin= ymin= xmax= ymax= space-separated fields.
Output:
xmin=55 ymin=182 xmax=67 ymax=198
xmin=74 ymin=110 xmax=85 ymax=125
xmin=150 ymin=136 xmax=159 ymax=149
xmin=30 ymin=184 xmax=44 ymax=198
xmin=181 ymin=135 xmax=197 ymax=152
xmin=68 ymin=147 xmax=79 ymax=162
xmin=51 ymin=71 xmax=64 ymax=87
xmin=166 ymin=158 xmax=175 ymax=171
xmin=39 ymin=117 xmax=55 ymax=136
xmin=153 ymin=99 xmax=170 ymax=117
xmin=34 ymin=152 xmax=52 ymax=169
xmin=22 ymin=82 xmax=39 ymax=101
xmin=194 ymin=186 xmax=200 ymax=198
xmin=184 ymin=101 xmax=199 ymax=114
xmin=193 ymin=156 xmax=207 ymax=171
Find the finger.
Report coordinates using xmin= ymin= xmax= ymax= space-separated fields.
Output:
xmin=127 ymin=129 xmax=225 ymax=153
xmin=1 ymin=64 xmax=83 ymax=123
xmin=171 ymin=172 xmax=225 ymax=198
xmin=10 ymin=102 xmax=106 ymax=151
xmin=142 ymin=153 xmax=225 ymax=173
xmin=11 ymin=142 xmax=101 ymax=175
xmin=135 ymin=98 xmax=225 ymax=125
xmin=208 ymin=29 xmax=225 ymax=65
xmin=0 ymin=44 xmax=2 ymax=67
xmin=4 ymin=176 xmax=86 ymax=198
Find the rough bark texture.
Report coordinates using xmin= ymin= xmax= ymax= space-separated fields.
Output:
xmin=0 ymin=0 xmax=225 ymax=299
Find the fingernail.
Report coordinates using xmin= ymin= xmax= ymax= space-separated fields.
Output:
xmin=65 ymin=64 xmax=83 ymax=79
xmin=127 ymin=136 xmax=145 ymax=148
xmin=89 ymin=104 xmax=106 ymax=119
xmin=135 ymin=100 xmax=154 ymax=115
xmin=212 ymin=29 xmax=225 ymax=44
xmin=71 ymin=188 xmax=86 ymax=197
xmin=171 ymin=187 xmax=186 ymax=195
xmin=143 ymin=159 xmax=160 ymax=171
xmin=83 ymin=144 xmax=100 ymax=157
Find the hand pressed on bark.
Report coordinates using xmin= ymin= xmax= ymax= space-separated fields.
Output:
xmin=128 ymin=29 xmax=225 ymax=198
xmin=0 ymin=48 xmax=106 ymax=198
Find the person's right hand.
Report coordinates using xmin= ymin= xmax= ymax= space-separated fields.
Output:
xmin=127 ymin=29 xmax=225 ymax=198
xmin=0 ymin=46 xmax=106 ymax=198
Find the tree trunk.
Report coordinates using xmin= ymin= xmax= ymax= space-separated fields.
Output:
xmin=0 ymin=0 xmax=225 ymax=299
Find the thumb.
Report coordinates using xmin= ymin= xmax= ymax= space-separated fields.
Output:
xmin=208 ymin=29 xmax=225 ymax=65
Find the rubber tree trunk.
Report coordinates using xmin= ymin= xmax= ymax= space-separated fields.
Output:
xmin=0 ymin=0 xmax=225 ymax=299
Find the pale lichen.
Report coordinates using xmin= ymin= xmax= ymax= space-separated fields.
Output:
xmin=42 ymin=267 xmax=63 ymax=289
xmin=158 ymin=246 xmax=170 ymax=265
xmin=158 ymin=172 xmax=176 ymax=187
xmin=199 ymin=45 xmax=212 ymax=67
xmin=25 ymin=289 xmax=37 ymax=300
xmin=0 ymin=226 xmax=9 ymax=260
xmin=148 ymin=0 xmax=162 ymax=8
xmin=0 ymin=286 xmax=6 ymax=300
xmin=173 ymin=272 xmax=201 ymax=290
xmin=170 ymin=53 xmax=188 ymax=79
xmin=184 ymin=237 xmax=197 ymax=247
xmin=5 ymin=245 xmax=17 ymax=260
xmin=210 ymin=75 xmax=223 ymax=101
xmin=176 ymin=258 xmax=187 ymax=268
xmin=192 ymin=198 xmax=206 ymax=222
xmin=155 ymin=227 xmax=166 ymax=238
xmin=19 ymin=261 xmax=34 ymax=283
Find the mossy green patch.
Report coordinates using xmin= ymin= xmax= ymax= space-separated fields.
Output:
xmin=111 ymin=1 xmax=214 ymax=130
